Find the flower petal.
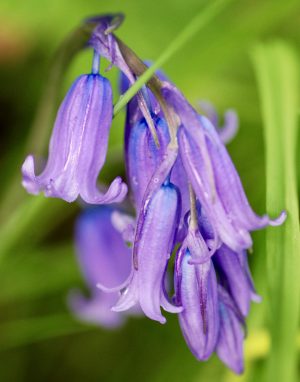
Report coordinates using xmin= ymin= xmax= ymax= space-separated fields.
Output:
xmin=216 ymin=286 xmax=245 ymax=374
xmin=175 ymin=249 xmax=219 ymax=360
xmin=69 ymin=206 xmax=132 ymax=327
xmin=115 ymin=183 xmax=181 ymax=323
xmin=178 ymin=126 xmax=252 ymax=252
xmin=126 ymin=116 xmax=170 ymax=208
xmin=201 ymin=115 xmax=284 ymax=230
xmin=22 ymin=74 xmax=127 ymax=204
xmin=134 ymin=183 xmax=181 ymax=323
xmin=75 ymin=207 xmax=132 ymax=290
xmin=213 ymin=245 xmax=253 ymax=316
xmin=199 ymin=101 xmax=239 ymax=144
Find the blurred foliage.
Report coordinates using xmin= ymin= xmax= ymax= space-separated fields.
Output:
xmin=253 ymin=42 xmax=300 ymax=382
xmin=0 ymin=0 xmax=299 ymax=381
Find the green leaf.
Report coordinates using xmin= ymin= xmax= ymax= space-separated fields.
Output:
xmin=252 ymin=41 xmax=300 ymax=382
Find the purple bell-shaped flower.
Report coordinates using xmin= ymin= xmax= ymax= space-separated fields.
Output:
xmin=22 ymin=52 xmax=127 ymax=204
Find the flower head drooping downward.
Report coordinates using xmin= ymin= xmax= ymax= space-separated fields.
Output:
xmin=24 ymin=14 xmax=287 ymax=375
xmin=91 ymin=20 xmax=284 ymax=369
xmin=22 ymin=51 xmax=127 ymax=204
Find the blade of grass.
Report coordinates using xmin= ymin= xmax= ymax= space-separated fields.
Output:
xmin=252 ymin=42 xmax=300 ymax=382
xmin=113 ymin=0 xmax=235 ymax=115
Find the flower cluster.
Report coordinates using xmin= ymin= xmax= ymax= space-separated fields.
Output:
xmin=21 ymin=15 xmax=285 ymax=374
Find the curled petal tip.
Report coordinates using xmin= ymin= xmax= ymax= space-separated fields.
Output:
xmin=97 ymin=268 xmax=133 ymax=293
xmin=199 ymin=101 xmax=239 ymax=144
xmin=220 ymin=110 xmax=239 ymax=144
xmin=83 ymin=177 xmax=128 ymax=205
xmin=143 ymin=311 xmax=167 ymax=324
xmin=158 ymin=316 xmax=167 ymax=325
xmin=108 ymin=177 xmax=128 ymax=202
xmin=21 ymin=155 xmax=40 ymax=195
xmin=161 ymin=292 xmax=183 ymax=314
xmin=269 ymin=210 xmax=287 ymax=226
xmin=112 ymin=281 xmax=137 ymax=312
xmin=251 ymin=292 xmax=262 ymax=303
xmin=96 ymin=283 xmax=119 ymax=293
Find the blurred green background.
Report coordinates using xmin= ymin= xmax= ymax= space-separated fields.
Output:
xmin=0 ymin=0 xmax=299 ymax=381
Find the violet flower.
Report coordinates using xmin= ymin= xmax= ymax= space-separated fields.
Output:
xmin=174 ymin=203 xmax=258 ymax=371
xmin=112 ymin=182 xmax=182 ymax=324
xmin=213 ymin=245 xmax=261 ymax=317
xmin=126 ymin=115 xmax=170 ymax=209
xmin=198 ymin=202 xmax=261 ymax=311
xmin=22 ymin=52 xmax=127 ymax=204
xmin=35 ymin=14 xmax=286 ymax=375
xmin=121 ymin=69 xmax=190 ymax=232
xmin=179 ymin=113 xmax=283 ymax=251
xmin=174 ymin=244 xmax=219 ymax=360
xmin=69 ymin=206 xmax=132 ymax=328
xmin=161 ymin=82 xmax=285 ymax=252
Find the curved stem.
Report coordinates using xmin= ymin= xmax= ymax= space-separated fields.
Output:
xmin=92 ymin=50 xmax=100 ymax=74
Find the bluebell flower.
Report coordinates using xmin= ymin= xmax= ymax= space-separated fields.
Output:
xmin=126 ymin=115 xmax=170 ymax=209
xmin=160 ymin=82 xmax=285 ymax=252
xmin=172 ymin=205 xmax=253 ymax=371
xmin=174 ymin=243 xmax=219 ymax=360
xmin=121 ymin=70 xmax=189 ymax=235
xmin=112 ymin=182 xmax=182 ymax=324
xmin=69 ymin=207 xmax=132 ymax=328
xmin=213 ymin=245 xmax=261 ymax=317
xmin=22 ymin=52 xmax=127 ymax=204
